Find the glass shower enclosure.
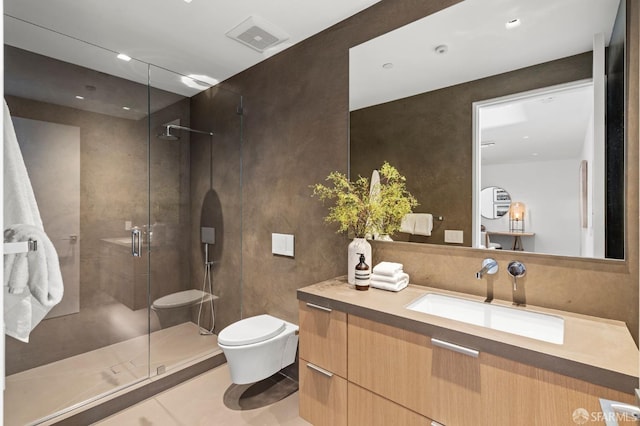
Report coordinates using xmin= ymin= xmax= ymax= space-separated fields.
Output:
xmin=3 ymin=15 xmax=242 ymax=425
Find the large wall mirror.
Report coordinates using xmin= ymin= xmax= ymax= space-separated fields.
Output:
xmin=349 ymin=0 xmax=626 ymax=260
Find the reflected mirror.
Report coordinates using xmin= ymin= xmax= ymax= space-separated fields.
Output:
xmin=349 ymin=0 xmax=625 ymax=259
xmin=481 ymin=187 xmax=511 ymax=220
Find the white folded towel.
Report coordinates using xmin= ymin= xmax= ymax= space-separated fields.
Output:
xmin=400 ymin=213 xmax=433 ymax=236
xmin=372 ymin=261 xmax=403 ymax=277
xmin=371 ymin=276 xmax=409 ymax=292
xmin=370 ymin=272 xmax=408 ymax=284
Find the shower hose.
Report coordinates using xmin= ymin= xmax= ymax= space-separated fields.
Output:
xmin=197 ymin=248 xmax=215 ymax=335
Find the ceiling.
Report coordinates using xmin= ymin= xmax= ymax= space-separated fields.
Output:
xmin=480 ymin=83 xmax=594 ymax=165
xmin=4 ymin=0 xmax=382 ymax=99
xmin=348 ymin=0 xmax=619 ymax=167
xmin=350 ymin=0 xmax=620 ymax=111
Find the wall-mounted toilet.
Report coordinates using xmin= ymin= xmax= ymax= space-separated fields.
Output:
xmin=151 ymin=289 xmax=217 ymax=329
xmin=218 ymin=314 xmax=299 ymax=384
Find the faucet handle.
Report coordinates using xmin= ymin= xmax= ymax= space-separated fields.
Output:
xmin=507 ymin=261 xmax=526 ymax=291
xmin=507 ymin=261 xmax=526 ymax=278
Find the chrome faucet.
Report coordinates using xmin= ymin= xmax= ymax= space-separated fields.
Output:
xmin=476 ymin=258 xmax=498 ymax=279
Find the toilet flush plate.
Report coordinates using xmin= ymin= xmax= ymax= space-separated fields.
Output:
xmin=272 ymin=233 xmax=294 ymax=257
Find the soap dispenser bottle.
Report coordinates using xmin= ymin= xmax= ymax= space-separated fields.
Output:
xmin=354 ymin=253 xmax=370 ymax=291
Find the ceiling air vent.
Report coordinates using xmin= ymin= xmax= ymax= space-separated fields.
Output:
xmin=226 ymin=16 xmax=289 ymax=53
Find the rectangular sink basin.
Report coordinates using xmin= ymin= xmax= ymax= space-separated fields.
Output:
xmin=406 ymin=293 xmax=564 ymax=344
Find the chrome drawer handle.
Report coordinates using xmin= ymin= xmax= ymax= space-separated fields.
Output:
xmin=306 ymin=302 xmax=332 ymax=313
xmin=306 ymin=363 xmax=334 ymax=378
xmin=431 ymin=338 xmax=479 ymax=358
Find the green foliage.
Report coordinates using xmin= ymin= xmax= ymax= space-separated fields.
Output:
xmin=311 ymin=162 xmax=418 ymax=238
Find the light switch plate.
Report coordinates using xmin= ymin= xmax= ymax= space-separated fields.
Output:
xmin=272 ymin=233 xmax=294 ymax=257
xmin=444 ymin=230 xmax=464 ymax=244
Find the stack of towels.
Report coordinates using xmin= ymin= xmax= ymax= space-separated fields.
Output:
xmin=371 ymin=261 xmax=409 ymax=292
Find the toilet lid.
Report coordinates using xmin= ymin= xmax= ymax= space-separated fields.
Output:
xmin=218 ymin=314 xmax=286 ymax=346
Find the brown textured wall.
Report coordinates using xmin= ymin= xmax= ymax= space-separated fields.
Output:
xmin=189 ymin=87 xmax=243 ymax=333
xmin=190 ymin=0 xmax=638 ymax=342
xmin=189 ymin=0 xmax=462 ymax=324
xmin=350 ymin=53 xmax=592 ymax=246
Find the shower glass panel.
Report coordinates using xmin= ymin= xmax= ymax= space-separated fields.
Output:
xmin=3 ymin=26 xmax=152 ymax=426
xmin=147 ymin=66 xmax=243 ymax=375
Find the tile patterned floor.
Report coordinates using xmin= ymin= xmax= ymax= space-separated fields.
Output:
xmin=94 ymin=364 xmax=310 ymax=426
xmin=4 ymin=322 xmax=218 ymax=426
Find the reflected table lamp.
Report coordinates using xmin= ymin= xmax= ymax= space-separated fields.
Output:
xmin=509 ymin=201 xmax=526 ymax=232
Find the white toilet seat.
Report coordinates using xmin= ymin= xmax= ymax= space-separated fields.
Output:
xmin=218 ymin=314 xmax=286 ymax=346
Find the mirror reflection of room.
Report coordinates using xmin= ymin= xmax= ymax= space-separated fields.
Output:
xmin=478 ymin=81 xmax=596 ymax=256
xmin=349 ymin=0 xmax=624 ymax=259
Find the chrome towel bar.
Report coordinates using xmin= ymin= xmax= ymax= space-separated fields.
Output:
xmin=3 ymin=240 xmax=38 ymax=255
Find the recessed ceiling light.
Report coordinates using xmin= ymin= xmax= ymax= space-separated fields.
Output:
xmin=75 ymin=95 xmax=84 ymax=100
xmin=531 ymin=152 xmax=539 ymax=156
xmin=122 ymin=106 xmax=131 ymax=110
xmin=505 ymin=19 xmax=521 ymax=29
xmin=184 ymin=0 xmax=193 ymax=2
xmin=523 ymin=135 xmax=529 ymax=139
xmin=382 ymin=63 xmax=394 ymax=69
xmin=117 ymin=53 xmax=131 ymax=62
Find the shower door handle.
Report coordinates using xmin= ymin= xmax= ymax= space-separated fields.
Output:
xmin=131 ymin=229 xmax=142 ymax=257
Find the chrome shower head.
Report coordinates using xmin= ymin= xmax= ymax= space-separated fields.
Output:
xmin=158 ymin=125 xmax=180 ymax=140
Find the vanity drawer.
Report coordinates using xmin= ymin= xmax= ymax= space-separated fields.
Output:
xmin=348 ymin=314 xmax=481 ymax=425
xmin=299 ymin=357 xmax=347 ymax=426
xmin=348 ymin=382 xmax=432 ymax=426
xmin=298 ymin=300 xmax=347 ymax=377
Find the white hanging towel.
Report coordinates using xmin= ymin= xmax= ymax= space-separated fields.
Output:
xmin=3 ymin=100 xmax=64 ymax=342
xmin=3 ymin=100 xmax=43 ymax=228
xmin=413 ymin=213 xmax=433 ymax=236
xmin=400 ymin=213 xmax=433 ymax=236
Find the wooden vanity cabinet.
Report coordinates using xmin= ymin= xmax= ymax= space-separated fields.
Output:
xmin=348 ymin=314 xmax=636 ymax=426
xmin=298 ymin=301 xmax=635 ymax=426
xmin=298 ymin=300 xmax=348 ymax=426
